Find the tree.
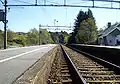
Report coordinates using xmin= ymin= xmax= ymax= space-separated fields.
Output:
xmin=68 ymin=9 xmax=98 ymax=44
xmin=26 ymin=28 xmax=54 ymax=45
xmin=75 ymin=18 xmax=97 ymax=43
xmin=87 ymin=9 xmax=94 ymax=20
xmin=75 ymin=20 xmax=89 ymax=43
xmin=27 ymin=28 xmax=39 ymax=45
xmin=0 ymin=28 xmax=56 ymax=48
xmin=50 ymin=31 xmax=69 ymax=44
xmin=40 ymin=29 xmax=54 ymax=44
xmin=13 ymin=35 xmax=27 ymax=46
xmin=0 ymin=29 xmax=3 ymax=48
xmin=69 ymin=10 xmax=86 ymax=43
xmin=86 ymin=18 xmax=97 ymax=42
xmin=7 ymin=29 xmax=16 ymax=42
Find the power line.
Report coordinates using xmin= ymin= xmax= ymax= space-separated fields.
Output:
xmin=3 ymin=0 xmax=119 ymax=10
xmin=85 ymin=0 xmax=120 ymax=3
xmin=6 ymin=4 xmax=120 ymax=10
xmin=0 ymin=0 xmax=4 ymax=4
xmin=40 ymin=25 xmax=73 ymax=28
xmin=35 ymin=0 xmax=37 ymax=5
xmin=43 ymin=28 xmax=73 ymax=31
xmin=12 ymin=0 xmax=34 ymax=5
xmin=40 ymin=25 xmax=73 ymax=30
xmin=46 ymin=0 xmax=61 ymax=5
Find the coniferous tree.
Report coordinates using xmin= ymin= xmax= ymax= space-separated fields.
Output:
xmin=68 ymin=9 xmax=97 ymax=44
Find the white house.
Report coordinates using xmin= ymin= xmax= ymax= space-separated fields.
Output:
xmin=98 ymin=22 xmax=120 ymax=46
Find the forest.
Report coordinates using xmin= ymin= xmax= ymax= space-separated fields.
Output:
xmin=0 ymin=28 xmax=69 ymax=48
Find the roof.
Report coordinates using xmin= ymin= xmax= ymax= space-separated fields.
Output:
xmin=99 ymin=22 xmax=120 ymax=38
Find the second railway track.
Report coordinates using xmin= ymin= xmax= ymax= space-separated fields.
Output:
xmin=48 ymin=45 xmax=120 ymax=84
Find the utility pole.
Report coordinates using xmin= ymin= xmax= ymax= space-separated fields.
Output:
xmin=64 ymin=0 xmax=66 ymax=5
xmin=54 ymin=19 xmax=58 ymax=30
xmin=54 ymin=19 xmax=56 ymax=26
xmin=44 ymin=0 xmax=46 ymax=5
xmin=39 ymin=24 xmax=41 ymax=45
xmin=35 ymin=0 xmax=37 ymax=5
xmin=92 ymin=0 xmax=94 ymax=7
xmin=4 ymin=0 xmax=7 ymax=49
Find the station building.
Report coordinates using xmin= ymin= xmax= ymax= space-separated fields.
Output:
xmin=98 ymin=22 xmax=120 ymax=46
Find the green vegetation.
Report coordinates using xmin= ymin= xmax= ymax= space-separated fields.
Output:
xmin=7 ymin=29 xmax=27 ymax=47
xmin=68 ymin=9 xmax=98 ymax=44
xmin=0 ymin=30 xmax=4 ymax=48
xmin=50 ymin=31 xmax=69 ymax=44
xmin=0 ymin=28 xmax=69 ymax=48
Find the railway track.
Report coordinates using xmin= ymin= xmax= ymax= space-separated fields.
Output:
xmin=48 ymin=46 xmax=72 ymax=84
xmin=48 ymin=45 xmax=120 ymax=84
xmin=48 ymin=46 xmax=82 ymax=84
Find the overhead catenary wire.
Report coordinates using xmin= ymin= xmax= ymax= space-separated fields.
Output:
xmin=10 ymin=0 xmax=35 ymax=9
xmin=12 ymin=0 xmax=34 ymax=5
xmin=0 ymin=0 xmax=4 ymax=4
xmin=46 ymin=0 xmax=61 ymax=5
xmin=70 ymin=0 xmax=90 ymax=4
xmin=6 ymin=4 xmax=120 ymax=10
xmin=2 ymin=0 xmax=119 ymax=10
xmin=85 ymin=0 xmax=120 ymax=3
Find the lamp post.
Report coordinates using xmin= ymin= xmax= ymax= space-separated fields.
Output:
xmin=54 ymin=19 xmax=59 ymax=43
xmin=54 ymin=19 xmax=56 ymax=26
xmin=54 ymin=19 xmax=58 ymax=26
xmin=54 ymin=19 xmax=58 ymax=31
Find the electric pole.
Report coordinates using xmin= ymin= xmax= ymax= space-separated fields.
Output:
xmin=44 ymin=0 xmax=46 ymax=5
xmin=35 ymin=0 xmax=37 ymax=5
xmin=39 ymin=24 xmax=41 ymax=45
xmin=64 ymin=0 xmax=66 ymax=5
xmin=4 ymin=0 xmax=7 ymax=49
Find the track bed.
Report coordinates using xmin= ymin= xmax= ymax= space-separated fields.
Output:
xmin=47 ymin=45 xmax=120 ymax=84
xmin=64 ymin=46 xmax=120 ymax=84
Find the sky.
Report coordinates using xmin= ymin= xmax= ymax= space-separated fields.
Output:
xmin=0 ymin=0 xmax=120 ymax=33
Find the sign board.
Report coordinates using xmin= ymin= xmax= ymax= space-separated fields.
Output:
xmin=0 ymin=10 xmax=4 ymax=21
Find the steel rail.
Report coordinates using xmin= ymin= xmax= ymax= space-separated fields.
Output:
xmin=67 ymin=45 xmax=120 ymax=74
xmin=60 ymin=45 xmax=86 ymax=84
